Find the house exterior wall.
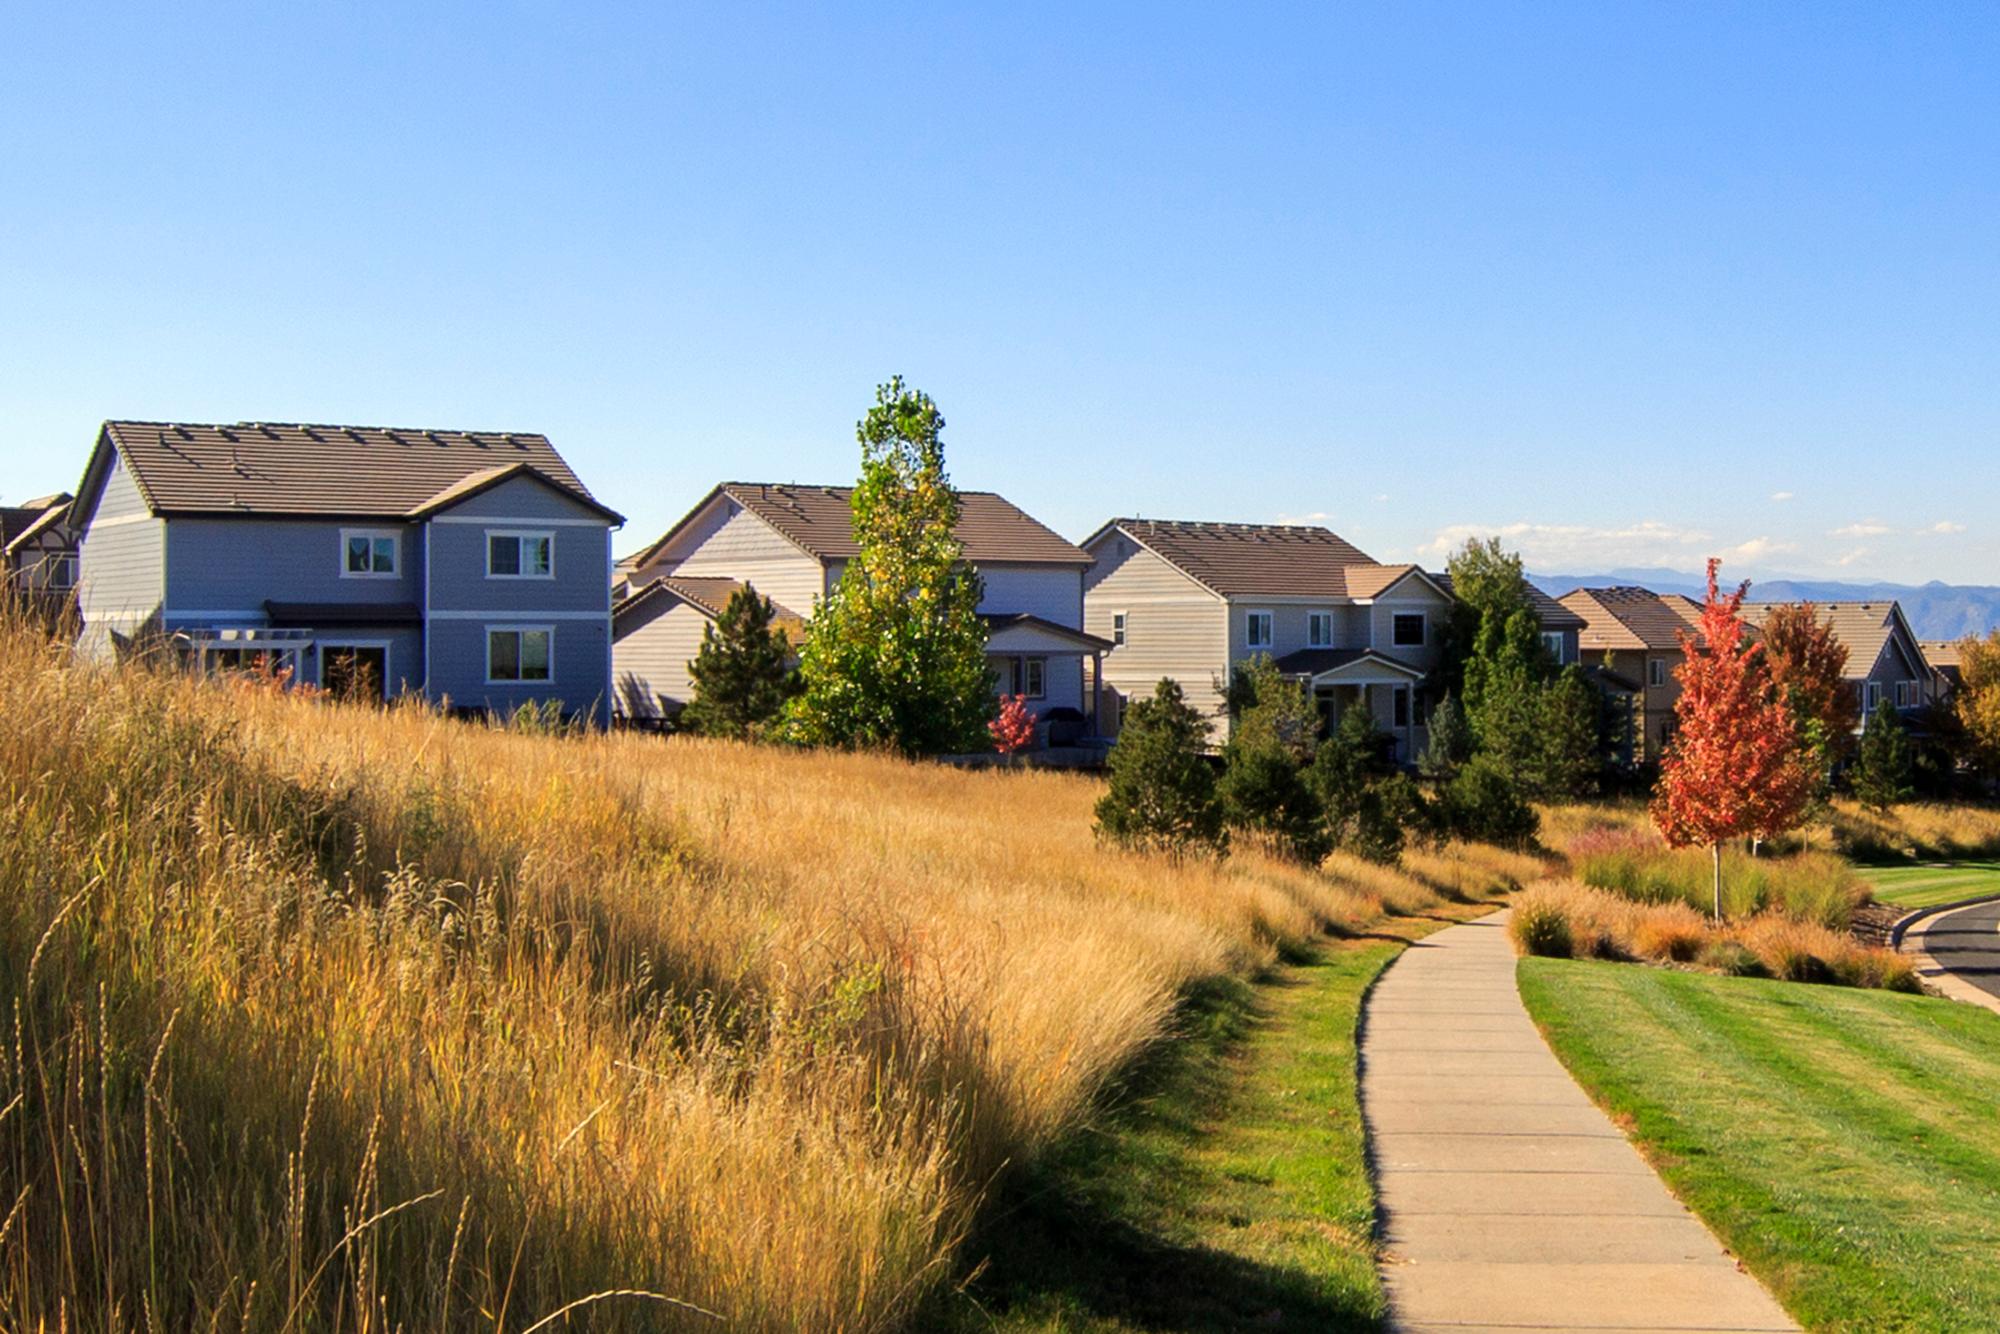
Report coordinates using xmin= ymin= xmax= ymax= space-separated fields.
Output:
xmin=76 ymin=447 xmax=165 ymax=658
xmin=1856 ymin=635 xmax=1934 ymax=718
xmin=1366 ymin=589 xmax=1451 ymax=675
xmin=426 ymin=618 xmax=611 ymax=723
xmin=166 ymin=518 xmax=423 ymax=615
xmin=653 ymin=501 xmax=826 ymax=617
xmin=1581 ymin=648 xmax=1683 ymax=763
xmin=1083 ymin=532 xmax=1228 ymax=734
xmin=611 ymin=595 xmax=711 ymax=720
xmin=976 ymin=563 xmax=1086 ymax=626
xmin=309 ymin=628 xmax=425 ymax=696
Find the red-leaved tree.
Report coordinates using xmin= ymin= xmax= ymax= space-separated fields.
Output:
xmin=1652 ymin=560 xmax=1815 ymax=919
xmin=989 ymin=693 xmax=1038 ymax=761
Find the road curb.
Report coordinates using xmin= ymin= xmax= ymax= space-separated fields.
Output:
xmin=1887 ymin=892 xmax=2000 ymax=949
xmin=1896 ymin=897 xmax=2000 ymax=1017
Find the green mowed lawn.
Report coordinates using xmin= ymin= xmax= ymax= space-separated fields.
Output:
xmin=1520 ymin=958 xmax=2000 ymax=1334
xmin=1859 ymin=861 xmax=2000 ymax=909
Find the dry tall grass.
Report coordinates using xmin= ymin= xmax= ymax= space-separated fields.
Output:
xmin=0 ymin=618 xmax=1531 ymax=1330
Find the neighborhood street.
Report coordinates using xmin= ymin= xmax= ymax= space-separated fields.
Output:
xmin=1919 ymin=898 xmax=2000 ymax=1001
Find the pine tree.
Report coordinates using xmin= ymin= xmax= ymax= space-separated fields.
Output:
xmin=1652 ymin=560 xmax=1815 ymax=919
xmin=1535 ymin=665 xmax=1602 ymax=799
xmin=1095 ymin=679 xmax=1227 ymax=858
xmin=680 ymin=583 xmax=798 ymax=739
xmin=1853 ymin=698 xmax=1915 ymax=811
xmin=1419 ymin=691 xmax=1473 ymax=781
xmin=783 ymin=378 xmax=994 ymax=755
xmin=1217 ymin=657 xmax=1327 ymax=862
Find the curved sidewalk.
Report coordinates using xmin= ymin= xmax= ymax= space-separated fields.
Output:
xmin=1360 ymin=911 xmax=1797 ymax=1333
xmin=1903 ymin=897 xmax=2000 ymax=1015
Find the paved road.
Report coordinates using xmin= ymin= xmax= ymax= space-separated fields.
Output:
xmin=1360 ymin=911 xmax=1798 ymax=1333
xmin=1913 ymin=897 xmax=2000 ymax=1003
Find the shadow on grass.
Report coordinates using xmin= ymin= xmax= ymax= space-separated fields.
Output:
xmin=939 ymin=968 xmax=1380 ymax=1333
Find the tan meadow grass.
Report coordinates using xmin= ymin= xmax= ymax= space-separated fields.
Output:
xmin=0 ymin=619 xmax=1525 ymax=1331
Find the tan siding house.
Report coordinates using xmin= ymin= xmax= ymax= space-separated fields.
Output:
xmin=1744 ymin=601 xmax=1934 ymax=724
xmin=1558 ymin=587 xmax=1703 ymax=764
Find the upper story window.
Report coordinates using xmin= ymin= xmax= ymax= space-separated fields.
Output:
xmin=1540 ymin=630 xmax=1566 ymax=664
xmin=342 ymin=529 xmax=399 ymax=578
xmin=1112 ymin=612 xmax=1127 ymax=646
xmin=488 ymin=530 xmax=554 ymax=579
xmin=1245 ymin=609 xmax=1273 ymax=650
xmin=1391 ymin=612 xmax=1426 ymax=647
xmin=1863 ymin=681 xmax=1881 ymax=714
xmin=1895 ymin=680 xmax=1912 ymax=709
xmin=1648 ymin=657 xmax=1668 ymax=689
xmin=1308 ymin=610 xmax=1335 ymax=648
xmin=46 ymin=554 xmax=77 ymax=590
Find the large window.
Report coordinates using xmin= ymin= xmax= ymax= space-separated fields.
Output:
xmin=1540 ymin=630 xmax=1566 ymax=664
xmin=341 ymin=529 xmax=399 ymax=578
xmin=45 ymin=554 xmax=77 ymax=590
xmin=487 ymin=627 xmax=553 ymax=683
xmin=487 ymin=530 xmax=554 ymax=579
xmin=1245 ymin=609 xmax=1273 ymax=650
xmin=1391 ymin=612 xmax=1426 ymax=647
xmin=1024 ymin=657 xmax=1046 ymax=700
xmin=1308 ymin=610 xmax=1335 ymax=648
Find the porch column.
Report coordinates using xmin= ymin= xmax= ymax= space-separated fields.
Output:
xmin=1091 ymin=651 xmax=1103 ymax=738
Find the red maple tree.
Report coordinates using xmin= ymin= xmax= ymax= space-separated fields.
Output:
xmin=989 ymin=693 xmax=1038 ymax=761
xmin=1652 ymin=559 xmax=1815 ymax=919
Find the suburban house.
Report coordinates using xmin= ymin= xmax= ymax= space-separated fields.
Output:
xmin=69 ymin=420 xmax=623 ymax=724
xmin=1743 ymin=601 xmax=1935 ymax=723
xmin=613 ymin=482 xmax=1110 ymax=735
xmin=1558 ymin=586 xmax=1703 ymax=763
xmin=1923 ymin=640 xmax=1964 ymax=700
xmin=1080 ymin=519 xmax=1454 ymax=759
xmin=3 ymin=491 xmax=78 ymax=603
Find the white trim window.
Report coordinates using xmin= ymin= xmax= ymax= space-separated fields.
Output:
xmin=1862 ymin=681 xmax=1881 ymax=715
xmin=341 ymin=528 xmax=400 ymax=578
xmin=44 ymin=553 xmax=78 ymax=590
xmin=1391 ymin=611 xmax=1427 ymax=647
xmin=487 ymin=626 xmax=553 ymax=683
xmin=1894 ymin=680 xmax=1911 ymax=710
xmin=1024 ymin=656 xmax=1046 ymax=700
xmin=1245 ymin=609 xmax=1274 ymax=650
xmin=1308 ymin=610 xmax=1335 ymax=648
xmin=1112 ymin=611 xmax=1127 ymax=647
xmin=1540 ymin=630 xmax=1567 ymax=664
xmin=487 ymin=530 xmax=554 ymax=579
xmin=1648 ymin=657 xmax=1668 ymax=689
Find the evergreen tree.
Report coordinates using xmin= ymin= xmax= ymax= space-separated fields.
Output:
xmin=1853 ymin=698 xmax=1915 ymax=811
xmin=680 ymin=583 xmax=798 ymax=739
xmin=783 ymin=378 xmax=994 ymax=755
xmin=1535 ymin=665 xmax=1602 ymax=799
xmin=1418 ymin=691 xmax=1473 ymax=782
xmin=1309 ymin=701 xmax=1394 ymax=857
xmin=1095 ymin=679 xmax=1228 ymax=858
xmin=1217 ymin=657 xmax=1327 ymax=863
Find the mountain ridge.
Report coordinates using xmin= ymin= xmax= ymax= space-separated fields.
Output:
xmin=1529 ymin=571 xmax=2000 ymax=641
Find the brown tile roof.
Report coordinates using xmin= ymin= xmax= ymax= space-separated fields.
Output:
xmin=1 ymin=492 xmax=70 ymax=547
xmin=1742 ymin=602 xmax=1912 ymax=682
xmin=94 ymin=420 xmax=606 ymax=520
xmin=633 ymin=482 xmax=1089 ymax=569
xmin=1431 ymin=572 xmax=1586 ymax=631
xmin=1921 ymin=640 xmax=1963 ymax=670
xmin=615 ymin=576 xmax=807 ymax=642
xmin=1102 ymin=519 xmax=1411 ymax=599
xmin=1560 ymin=587 xmax=1702 ymax=652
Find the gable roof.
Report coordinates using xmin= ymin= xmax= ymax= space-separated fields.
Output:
xmin=1559 ymin=587 xmax=1703 ymax=652
xmin=630 ymin=482 xmax=1089 ymax=570
xmin=1431 ymin=572 xmax=1587 ymax=632
xmin=406 ymin=461 xmax=623 ymax=523
xmin=613 ymin=576 xmax=807 ymax=641
xmin=3 ymin=500 xmax=74 ymax=557
xmin=1088 ymin=518 xmax=1438 ymax=600
xmin=1742 ymin=601 xmax=1920 ymax=682
xmin=1 ymin=491 xmax=70 ymax=548
xmin=83 ymin=420 xmax=608 ymax=522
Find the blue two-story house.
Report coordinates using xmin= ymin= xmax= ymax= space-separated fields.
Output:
xmin=70 ymin=420 xmax=623 ymax=724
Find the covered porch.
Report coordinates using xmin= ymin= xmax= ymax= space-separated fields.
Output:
xmin=982 ymin=613 xmax=1116 ymax=745
xmin=1274 ymin=648 xmax=1428 ymax=766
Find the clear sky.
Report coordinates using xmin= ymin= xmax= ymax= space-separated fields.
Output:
xmin=3 ymin=3 xmax=1996 ymax=582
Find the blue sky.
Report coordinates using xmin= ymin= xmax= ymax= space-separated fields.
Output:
xmin=3 ymin=3 xmax=1995 ymax=582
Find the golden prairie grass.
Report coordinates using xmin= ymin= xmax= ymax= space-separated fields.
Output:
xmin=1508 ymin=882 xmax=1916 ymax=991
xmin=1819 ymin=799 xmax=2000 ymax=861
xmin=0 ymin=617 xmax=1528 ymax=1331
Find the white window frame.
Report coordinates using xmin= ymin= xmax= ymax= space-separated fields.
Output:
xmin=486 ymin=529 xmax=556 ymax=581
xmin=43 ymin=553 xmax=78 ymax=590
xmin=1111 ymin=611 xmax=1127 ymax=647
xmin=486 ymin=625 xmax=555 ymax=685
xmin=1245 ymin=609 xmax=1274 ymax=650
xmin=1307 ymin=610 xmax=1335 ymax=648
xmin=1391 ymin=610 xmax=1427 ymax=648
xmin=317 ymin=639 xmax=394 ymax=699
xmin=1895 ymin=680 xmax=1910 ymax=709
xmin=340 ymin=527 xmax=401 ymax=579
xmin=1023 ymin=656 xmax=1047 ymax=700
xmin=1648 ymin=657 xmax=1668 ymax=689
xmin=1863 ymin=681 xmax=1881 ymax=714
xmin=1540 ymin=630 xmax=1566 ymax=664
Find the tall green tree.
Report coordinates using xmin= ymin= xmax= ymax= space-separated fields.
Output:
xmin=1536 ymin=665 xmax=1603 ymax=799
xmin=783 ymin=378 xmax=994 ymax=755
xmin=1217 ymin=656 xmax=1327 ymax=863
xmin=680 ymin=583 xmax=798 ymax=739
xmin=1095 ymin=679 xmax=1228 ymax=859
xmin=1853 ymin=698 xmax=1915 ymax=811
xmin=1418 ymin=691 xmax=1473 ymax=781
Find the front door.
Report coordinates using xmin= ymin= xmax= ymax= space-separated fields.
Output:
xmin=322 ymin=645 xmax=388 ymax=702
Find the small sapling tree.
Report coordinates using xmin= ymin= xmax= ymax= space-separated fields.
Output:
xmin=989 ymin=693 xmax=1038 ymax=761
xmin=1853 ymin=698 xmax=1915 ymax=811
xmin=681 ymin=583 xmax=798 ymax=739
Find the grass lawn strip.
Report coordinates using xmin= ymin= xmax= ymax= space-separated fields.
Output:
xmin=1860 ymin=861 xmax=2000 ymax=909
xmin=1519 ymin=958 xmax=2000 ymax=1334
xmin=950 ymin=901 xmax=1499 ymax=1332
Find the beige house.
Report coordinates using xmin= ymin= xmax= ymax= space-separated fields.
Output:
xmin=1080 ymin=519 xmax=1454 ymax=760
xmin=613 ymin=482 xmax=1109 ymax=732
xmin=1923 ymin=640 xmax=1965 ymax=700
xmin=1743 ymin=601 xmax=1934 ymax=724
xmin=1558 ymin=587 xmax=1703 ymax=763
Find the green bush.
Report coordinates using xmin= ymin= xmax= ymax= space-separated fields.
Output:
xmin=1218 ymin=742 xmax=1329 ymax=865
xmin=1510 ymin=899 xmax=1574 ymax=957
xmin=1443 ymin=755 xmax=1539 ymax=847
xmin=1697 ymin=938 xmax=1767 ymax=977
xmin=1096 ymin=679 xmax=1228 ymax=859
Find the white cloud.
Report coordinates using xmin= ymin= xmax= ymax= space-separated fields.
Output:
xmin=1833 ymin=546 xmax=1872 ymax=567
xmin=1770 ymin=491 xmax=1795 ymax=503
xmin=1373 ymin=493 xmax=1391 ymax=504
xmin=1724 ymin=536 xmax=1796 ymax=562
xmin=1418 ymin=519 xmax=1713 ymax=570
xmin=1922 ymin=520 xmax=1967 ymax=535
xmin=1831 ymin=520 xmax=1893 ymax=538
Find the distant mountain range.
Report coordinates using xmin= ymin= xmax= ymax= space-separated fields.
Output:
xmin=1529 ymin=569 xmax=2000 ymax=642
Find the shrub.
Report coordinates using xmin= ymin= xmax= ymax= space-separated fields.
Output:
xmin=1853 ymin=699 xmax=1916 ymax=812
xmin=1218 ymin=741 xmax=1328 ymax=864
xmin=1443 ymin=755 xmax=1539 ymax=848
xmin=1096 ymin=678 xmax=1227 ymax=859
xmin=1630 ymin=904 xmax=1707 ymax=963
xmin=1699 ymin=938 xmax=1768 ymax=978
xmin=1510 ymin=892 xmax=1575 ymax=957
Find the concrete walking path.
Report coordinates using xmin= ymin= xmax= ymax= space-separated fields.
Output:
xmin=1360 ymin=910 xmax=1798 ymax=1332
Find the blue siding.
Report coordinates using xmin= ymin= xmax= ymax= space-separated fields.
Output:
xmin=76 ymin=446 xmax=166 ymax=660
xmin=426 ymin=618 xmax=611 ymax=725
xmin=305 ymin=628 xmax=424 ymax=696
xmin=165 ymin=518 xmax=420 ymax=615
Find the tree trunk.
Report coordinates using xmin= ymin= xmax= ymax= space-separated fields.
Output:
xmin=1711 ymin=841 xmax=1724 ymax=922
